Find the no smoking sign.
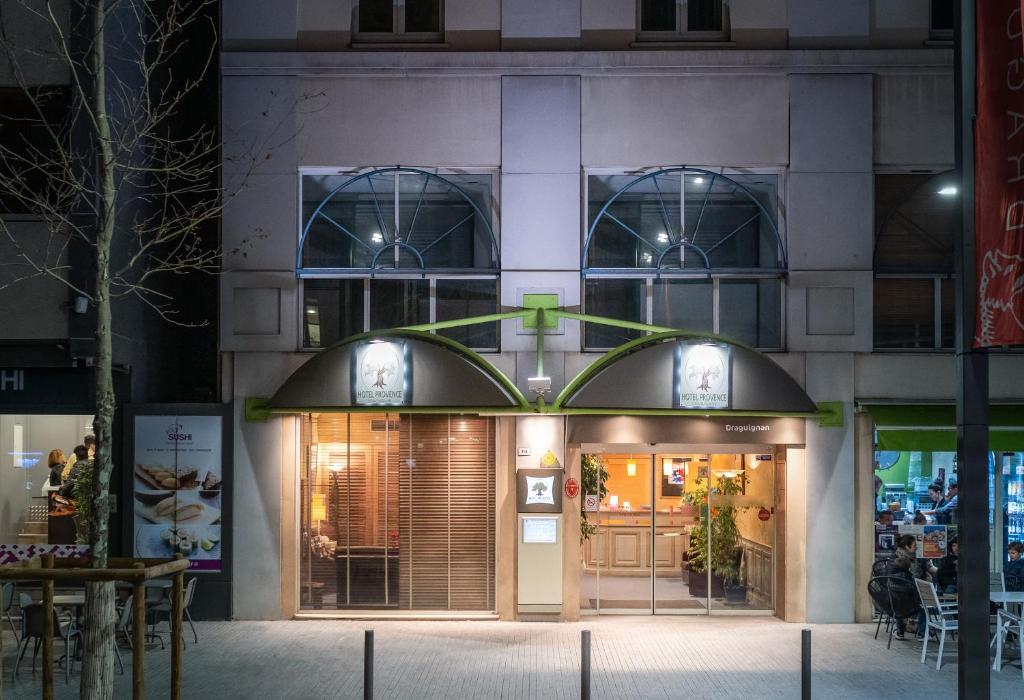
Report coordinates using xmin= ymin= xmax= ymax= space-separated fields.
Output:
xmin=583 ymin=493 xmax=599 ymax=512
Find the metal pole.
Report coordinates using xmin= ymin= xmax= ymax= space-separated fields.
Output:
xmin=581 ymin=629 xmax=591 ymax=700
xmin=364 ymin=629 xmax=374 ymax=700
xmin=954 ymin=1 xmax=990 ymax=696
xmin=801 ymin=629 xmax=811 ymax=700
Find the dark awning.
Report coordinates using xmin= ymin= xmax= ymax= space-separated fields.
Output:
xmin=267 ymin=330 xmax=529 ymax=412
xmin=554 ymin=332 xmax=817 ymax=415
xmin=863 ymin=404 xmax=1024 ymax=451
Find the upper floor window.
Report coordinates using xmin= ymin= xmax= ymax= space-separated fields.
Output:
xmin=355 ymin=0 xmax=442 ymax=42
xmin=873 ymin=173 xmax=956 ymax=350
xmin=930 ymin=0 xmax=954 ymax=40
xmin=582 ymin=168 xmax=784 ymax=351
xmin=299 ymin=167 xmax=498 ymax=350
xmin=0 ymin=87 xmax=69 ymax=215
xmin=638 ymin=0 xmax=727 ymax=41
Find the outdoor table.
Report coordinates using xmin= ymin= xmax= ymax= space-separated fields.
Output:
xmin=990 ymin=591 xmax=1024 ymax=605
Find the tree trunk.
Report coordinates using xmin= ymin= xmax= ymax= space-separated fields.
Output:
xmin=80 ymin=1 xmax=117 ymax=696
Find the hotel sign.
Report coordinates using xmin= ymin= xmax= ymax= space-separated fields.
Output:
xmin=673 ymin=343 xmax=732 ymax=410
xmin=351 ymin=340 xmax=411 ymax=406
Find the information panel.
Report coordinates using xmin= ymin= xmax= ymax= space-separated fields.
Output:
xmin=522 ymin=517 xmax=558 ymax=544
xmin=132 ymin=415 xmax=223 ymax=571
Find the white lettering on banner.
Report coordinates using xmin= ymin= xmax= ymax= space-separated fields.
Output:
xmin=725 ymin=424 xmax=770 ymax=433
xmin=0 ymin=370 xmax=24 ymax=391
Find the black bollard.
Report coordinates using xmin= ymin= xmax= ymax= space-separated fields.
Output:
xmin=801 ymin=628 xmax=811 ymax=700
xmin=364 ymin=629 xmax=374 ymax=700
xmin=581 ymin=629 xmax=591 ymax=700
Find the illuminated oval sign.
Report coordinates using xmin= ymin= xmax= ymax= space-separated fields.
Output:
xmin=674 ymin=342 xmax=732 ymax=410
xmin=351 ymin=340 xmax=411 ymax=406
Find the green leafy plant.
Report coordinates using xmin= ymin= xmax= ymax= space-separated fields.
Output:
xmin=73 ymin=459 xmax=97 ymax=545
xmin=580 ymin=454 xmax=608 ymax=542
xmin=684 ymin=472 xmax=749 ymax=584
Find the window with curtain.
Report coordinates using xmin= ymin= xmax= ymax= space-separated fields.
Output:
xmin=299 ymin=168 xmax=499 ymax=351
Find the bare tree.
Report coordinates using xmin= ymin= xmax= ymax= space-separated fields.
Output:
xmin=0 ymin=1 xmax=263 ymax=695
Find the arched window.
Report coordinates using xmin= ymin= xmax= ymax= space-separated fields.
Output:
xmin=298 ymin=167 xmax=499 ymax=350
xmin=583 ymin=167 xmax=785 ymax=350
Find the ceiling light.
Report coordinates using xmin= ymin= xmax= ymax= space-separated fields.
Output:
xmin=693 ymin=177 xmax=705 ymax=184
xmin=657 ymin=232 xmax=669 ymax=243
xmin=371 ymin=232 xmax=383 ymax=243
xmin=937 ymin=186 xmax=958 ymax=196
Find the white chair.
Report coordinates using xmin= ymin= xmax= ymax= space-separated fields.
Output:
xmin=993 ymin=608 xmax=1024 ymax=680
xmin=915 ymin=578 xmax=959 ymax=670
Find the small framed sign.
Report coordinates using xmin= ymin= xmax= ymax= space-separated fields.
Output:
xmin=351 ymin=340 xmax=412 ymax=406
xmin=516 ymin=468 xmax=563 ymax=513
xmin=673 ymin=342 xmax=732 ymax=410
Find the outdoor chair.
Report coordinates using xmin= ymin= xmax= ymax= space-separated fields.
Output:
xmin=993 ymin=608 xmax=1024 ymax=679
xmin=146 ymin=577 xmax=197 ymax=646
xmin=915 ymin=578 xmax=959 ymax=670
xmin=868 ymin=575 xmax=920 ymax=649
xmin=146 ymin=577 xmax=198 ymax=648
xmin=13 ymin=603 xmax=81 ymax=684
xmin=1 ymin=582 xmax=16 ymax=639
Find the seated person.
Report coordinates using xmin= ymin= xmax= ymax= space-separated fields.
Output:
xmin=928 ymin=537 xmax=958 ymax=595
xmin=912 ymin=511 xmax=928 ymax=525
xmin=876 ymin=510 xmax=894 ymax=527
xmin=1007 ymin=541 xmax=1024 ymax=591
xmin=883 ymin=534 xmax=923 ymax=640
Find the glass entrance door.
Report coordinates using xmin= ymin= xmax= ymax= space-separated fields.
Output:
xmin=581 ymin=449 xmax=777 ymax=615
xmin=706 ymin=454 xmax=776 ymax=612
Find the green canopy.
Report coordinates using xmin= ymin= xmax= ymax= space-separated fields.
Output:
xmin=864 ymin=404 xmax=1024 ymax=451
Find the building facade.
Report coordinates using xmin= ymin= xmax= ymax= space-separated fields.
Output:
xmin=220 ymin=1 xmax=1024 ymax=622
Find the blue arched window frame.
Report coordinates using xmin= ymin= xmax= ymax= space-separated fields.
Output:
xmin=582 ymin=166 xmax=787 ymax=350
xmin=297 ymin=167 xmax=500 ymax=351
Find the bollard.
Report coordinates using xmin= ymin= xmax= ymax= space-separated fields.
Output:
xmin=581 ymin=629 xmax=591 ymax=700
xmin=801 ymin=628 xmax=811 ymax=700
xmin=364 ymin=629 xmax=374 ymax=700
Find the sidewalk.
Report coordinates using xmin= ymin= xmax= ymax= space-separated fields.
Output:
xmin=1 ymin=616 xmax=1020 ymax=699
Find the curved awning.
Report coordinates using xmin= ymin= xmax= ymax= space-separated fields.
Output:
xmin=553 ymin=331 xmax=817 ymax=415
xmin=267 ymin=330 xmax=529 ymax=412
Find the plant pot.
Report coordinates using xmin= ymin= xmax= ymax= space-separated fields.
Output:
xmin=723 ymin=584 xmax=748 ymax=605
xmin=687 ymin=568 xmax=725 ymax=598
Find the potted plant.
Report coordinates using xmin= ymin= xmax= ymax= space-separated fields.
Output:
xmin=683 ymin=472 xmax=749 ymax=601
xmin=579 ymin=454 xmax=608 ymax=543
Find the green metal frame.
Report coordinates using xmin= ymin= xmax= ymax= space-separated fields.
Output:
xmin=250 ymin=305 xmax=833 ymax=421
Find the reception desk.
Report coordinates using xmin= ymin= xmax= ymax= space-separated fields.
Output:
xmin=582 ymin=510 xmax=695 ymax=575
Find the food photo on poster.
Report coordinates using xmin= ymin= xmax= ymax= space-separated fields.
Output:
xmin=133 ymin=415 xmax=224 ymax=571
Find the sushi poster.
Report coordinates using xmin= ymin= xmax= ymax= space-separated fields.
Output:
xmin=133 ymin=415 xmax=224 ymax=571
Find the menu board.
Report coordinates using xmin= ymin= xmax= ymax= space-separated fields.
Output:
xmin=897 ymin=524 xmax=948 ymax=559
xmin=132 ymin=415 xmax=223 ymax=572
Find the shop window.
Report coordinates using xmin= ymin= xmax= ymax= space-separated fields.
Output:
xmin=873 ymin=173 xmax=955 ymax=350
xmin=583 ymin=168 xmax=785 ymax=351
xmin=300 ymin=413 xmax=495 ymax=611
xmin=0 ymin=413 xmax=94 ymax=551
xmin=637 ymin=0 xmax=727 ymax=41
xmin=299 ymin=168 xmax=499 ymax=351
xmin=355 ymin=0 xmax=442 ymax=42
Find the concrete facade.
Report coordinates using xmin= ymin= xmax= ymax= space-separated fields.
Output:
xmin=219 ymin=3 xmax=1019 ymax=624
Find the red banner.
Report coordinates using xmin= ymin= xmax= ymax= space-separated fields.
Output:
xmin=975 ymin=1 xmax=1024 ymax=347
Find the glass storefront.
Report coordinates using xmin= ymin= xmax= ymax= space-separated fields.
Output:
xmin=0 ymin=413 xmax=94 ymax=554
xmin=580 ymin=449 xmax=777 ymax=615
xmin=872 ymin=450 xmax=1024 ymax=572
xmin=299 ymin=412 xmax=495 ymax=610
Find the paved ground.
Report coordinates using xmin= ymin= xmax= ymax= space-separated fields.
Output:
xmin=0 ymin=616 xmax=1021 ymax=699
